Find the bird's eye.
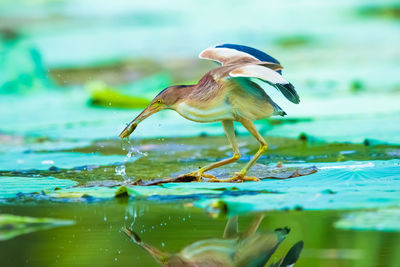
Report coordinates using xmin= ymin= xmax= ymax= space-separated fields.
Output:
xmin=156 ymin=100 xmax=162 ymax=104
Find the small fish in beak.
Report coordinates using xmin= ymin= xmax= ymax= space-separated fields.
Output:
xmin=119 ymin=106 xmax=159 ymax=139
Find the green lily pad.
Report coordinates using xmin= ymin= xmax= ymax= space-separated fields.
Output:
xmin=28 ymin=160 xmax=400 ymax=216
xmin=0 ymin=176 xmax=77 ymax=198
xmin=87 ymin=81 xmax=151 ymax=109
xmin=0 ymin=140 xmax=92 ymax=154
xmin=0 ymin=214 xmax=74 ymax=241
xmin=194 ymin=160 xmax=400 ymax=214
xmin=335 ymin=208 xmax=400 ymax=232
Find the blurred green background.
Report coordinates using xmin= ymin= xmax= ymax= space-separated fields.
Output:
xmin=1 ymin=0 xmax=400 ymax=266
xmin=1 ymin=0 xmax=399 ymax=142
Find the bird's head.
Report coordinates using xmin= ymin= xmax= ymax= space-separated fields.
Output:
xmin=119 ymin=85 xmax=190 ymax=139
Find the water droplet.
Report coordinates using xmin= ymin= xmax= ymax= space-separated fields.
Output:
xmin=115 ymin=165 xmax=127 ymax=179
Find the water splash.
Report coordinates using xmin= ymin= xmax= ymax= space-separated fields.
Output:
xmin=115 ymin=164 xmax=128 ymax=180
xmin=115 ymin=140 xmax=148 ymax=180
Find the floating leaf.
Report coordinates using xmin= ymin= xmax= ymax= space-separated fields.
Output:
xmin=194 ymin=160 xmax=400 ymax=215
xmin=87 ymin=81 xmax=150 ymax=109
xmin=0 ymin=151 xmax=130 ymax=171
xmin=0 ymin=176 xmax=77 ymax=198
xmin=22 ymin=160 xmax=400 ymax=216
xmin=132 ymin=165 xmax=317 ymax=185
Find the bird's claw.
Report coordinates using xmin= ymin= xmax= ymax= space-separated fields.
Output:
xmin=183 ymin=171 xmax=216 ymax=181
xmin=232 ymin=172 xmax=260 ymax=182
xmin=180 ymin=171 xmax=259 ymax=183
xmin=209 ymin=172 xmax=260 ymax=183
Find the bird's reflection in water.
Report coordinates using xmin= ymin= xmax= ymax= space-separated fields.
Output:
xmin=122 ymin=215 xmax=303 ymax=267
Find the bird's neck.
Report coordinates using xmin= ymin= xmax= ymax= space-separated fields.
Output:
xmin=169 ymin=84 xmax=196 ymax=107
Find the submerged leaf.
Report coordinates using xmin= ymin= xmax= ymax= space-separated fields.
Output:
xmin=0 ymin=214 xmax=74 ymax=241
xmin=335 ymin=208 xmax=400 ymax=232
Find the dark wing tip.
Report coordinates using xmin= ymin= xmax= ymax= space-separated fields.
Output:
xmin=279 ymin=241 xmax=304 ymax=266
xmin=274 ymin=227 xmax=290 ymax=235
xmin=276 ymin=83 xmax=300 ymax=104
xmin=215 ymin=43 xmax=281 ymax=65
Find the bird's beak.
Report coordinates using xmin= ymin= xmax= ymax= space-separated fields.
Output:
xmin=119 ymin=105 xmax=160 ymax=139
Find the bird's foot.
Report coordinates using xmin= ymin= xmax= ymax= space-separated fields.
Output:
xmin=180 ymin=171 xmax=216 ymax=181
xmin=209 ymin=172 xmax=260 ymax=183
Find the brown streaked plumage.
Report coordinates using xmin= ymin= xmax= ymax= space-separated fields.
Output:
xmin=120 ymin=44 xmax=300 ymax=182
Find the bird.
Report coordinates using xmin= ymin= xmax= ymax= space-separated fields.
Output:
xmin=120 ymin=44 xmax=300 ymax=182
xmin=122 ymin=214 xmax=304 ymax=267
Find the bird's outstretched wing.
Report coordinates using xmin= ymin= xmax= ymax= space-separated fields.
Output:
xmin=230 ymin=64 xmax=300 ymax=104
xmin=199 ymin=44 xmax=283 ymax=74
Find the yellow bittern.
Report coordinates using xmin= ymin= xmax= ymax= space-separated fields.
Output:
xmin=120 ymin=44 xmax=300 ymax=182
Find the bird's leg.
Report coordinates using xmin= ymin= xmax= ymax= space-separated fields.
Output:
xmin=224 ymin=119 xmax=266 ymax=182
xmin=223 ymin=216 xmax=239 ymax=239
xmin=185 ymin=120 xmax=241 ymax=181
xmin=241 ymin=214 xmax=264 ymax=238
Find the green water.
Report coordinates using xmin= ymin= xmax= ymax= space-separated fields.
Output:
xmin=2 ymin=202 xmax=400 ymax=267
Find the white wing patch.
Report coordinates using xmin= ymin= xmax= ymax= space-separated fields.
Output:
xmin=229 ymin=64 xmax=289 ymax=84
xmin=199 ymin=47 xmax=259 ymax=65
xmin=229 ymin=64 xmax=300 ymax=104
